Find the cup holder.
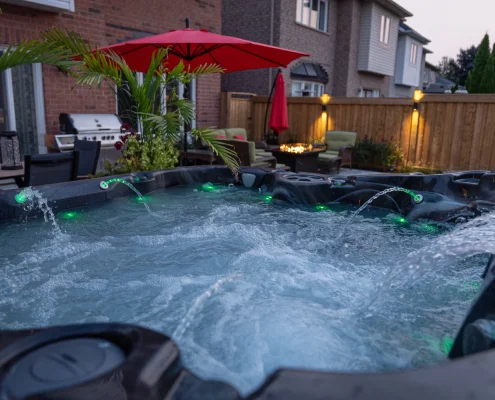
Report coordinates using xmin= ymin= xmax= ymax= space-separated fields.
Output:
xmin=283 ymin=174 xmax=327 ymax=183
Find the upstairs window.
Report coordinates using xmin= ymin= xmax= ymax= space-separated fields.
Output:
xmin=379 ymin=15 xmax=391 ymax=44
xmin=296 ymin=0 xmax=328 ymax=32
xmin=410 ymin=43 xmax=418 ymax=65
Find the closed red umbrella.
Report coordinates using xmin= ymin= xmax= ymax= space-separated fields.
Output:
xmin=100 ymin=26 xmax=308 ymax=73
xmin=268 ymin=73 xmax=289 ymax=133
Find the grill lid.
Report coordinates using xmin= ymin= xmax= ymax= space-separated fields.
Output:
xmin=60 ymin=113 xmax=122 ymax=134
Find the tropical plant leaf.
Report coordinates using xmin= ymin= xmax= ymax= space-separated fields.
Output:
xmin=192 ymin=128 xmax=240 ymax=173
xmin=0 ymin=41 xmax=77 ymax=72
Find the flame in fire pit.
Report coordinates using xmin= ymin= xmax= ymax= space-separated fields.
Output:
xmin=279 ymin=143 xmax=313 ymax=154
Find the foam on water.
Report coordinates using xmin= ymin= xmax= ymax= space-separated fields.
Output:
xmin=0 ymin=185 xmax=489 ymax=395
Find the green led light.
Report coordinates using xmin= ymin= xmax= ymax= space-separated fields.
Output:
xmin=390 ymin=215 xmax=408 ymax=224
xmin=135 ymin=195 xmax=151 ymax=203
xmin=263 ymin=195 xmax=273 ymax=203
xmin=440 ymin=336 xmax=454 ymax=355
xmin=201 ymin=183 xmax=216 ymax=192
xmin=60 ymin=211 xmax=80 ymax=220
xmin=15 ymin=192 xmax=27 ymax=204
xmin=315 ymin=204 xmax=329 ymax=211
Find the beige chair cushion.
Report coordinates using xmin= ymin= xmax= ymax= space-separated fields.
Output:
xmin=225 ymin=128 xmax=248 ymax=140
xmin=319 ymin=151 xmax=340 ymax=160
xmin=325 ymin=131 xmax=357 ymax=152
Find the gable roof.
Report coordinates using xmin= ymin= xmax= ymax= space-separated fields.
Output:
xmin=367 ymin=0 xmax=413 ymax=18
xmin=399 ymin=23 xmax=430 ymax=44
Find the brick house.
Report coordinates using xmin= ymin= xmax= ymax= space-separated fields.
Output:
xmin=222 ymin=0 xmax=429 ymax=99
xmin=0 ymin=0 xmax=221 ymax=155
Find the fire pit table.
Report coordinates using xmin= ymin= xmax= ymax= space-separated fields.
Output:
xmin=270 ymin=144 xmax=328 ymax=173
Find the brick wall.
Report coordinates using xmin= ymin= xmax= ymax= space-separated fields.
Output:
xmin=220 ymin=0 xmax=272 ymax=96
xmin=278 ymin=0 xmax=338 ymax=96
xmin=0 ymin=0 xmax=222 ymax=141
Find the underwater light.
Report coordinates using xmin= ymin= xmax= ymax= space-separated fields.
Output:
xmin=315 ymin=205 xmax=329 ymax=211
xmin=14 ymin=192 xmax=27 ymax=204
xmin=263 ymin=195 xmax=273 ymax=203
xmin=201 ymin=183 xmax=216 ymax=192
xmin=60 ymin=211 xmax=79 ymax=220
xmin=135 ymin=195 xmax=151 ymax=203
xmin=440 ymin=336 xmax=454 ymax=355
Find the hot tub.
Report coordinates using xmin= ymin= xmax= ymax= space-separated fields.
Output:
xmin=0 ymin=166 xmax=494 ymax=400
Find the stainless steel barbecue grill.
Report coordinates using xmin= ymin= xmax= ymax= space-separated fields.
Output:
xmin=55 ymin=113 xmax=128 ymax=151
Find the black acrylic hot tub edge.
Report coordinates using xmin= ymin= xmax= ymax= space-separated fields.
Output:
xmin=0 ymin=166 xmax=235 ymax=221
xmin=2 ymin=166 xmax=495 ymax=223
xmin=2 ymin=321 xmax=495 ymax=400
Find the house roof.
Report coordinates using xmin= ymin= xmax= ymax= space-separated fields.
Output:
xmin=367 ymin=0 xmax=413 ymax=18
xmin=424 ymin=76 xmax=466 ymax=93
xmin=399 ymin=23 xmax=430 ymax=44
xmin=425 ymin=61 xmax=440 ymax=72
xmin=423 ymin=47 xmax=433 ymax=54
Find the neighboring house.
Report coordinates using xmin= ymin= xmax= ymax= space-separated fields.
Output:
xmin=0 ymin=0 xmax=222 ymax=155
xmin=390 ymin=23 xmax=430 ymax=98
xmin=423 ymin=61 xmax=440 ymax=90
xmin=222 ymin=0 xmax=430 ymax=99
xmin=424 ymin=76 xmax=464 ymax=94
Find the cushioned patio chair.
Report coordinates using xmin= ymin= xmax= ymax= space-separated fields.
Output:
xmin=23 ymin=151 xmax=79 ymax=187
xmin=318 ymin=130 xmax=357 ymax=173
xmin=216 ymin=139 xmax=278 ymax=169
xmin=74 ymin=137 xmax=101 ymax=178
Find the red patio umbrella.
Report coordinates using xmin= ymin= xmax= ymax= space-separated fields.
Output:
xmin=100 ymin=19 xmax=308 ymax=153
xmin=100 ymin=25 xmax=308 ymax=73
xmin=268 ymin=73 xmax=289 ymax=133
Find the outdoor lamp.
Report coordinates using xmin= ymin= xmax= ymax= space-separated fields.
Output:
xmin=320 ymin=93 xmax=330 ymax=111
xmin=0 ymin=131 xmax=22 ymax=170
xmin=413 ymin=89 xmax=422 ymax=111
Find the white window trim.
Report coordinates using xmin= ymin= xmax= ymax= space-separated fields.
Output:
xmin=33 ymin=64 xmax=47 ymax=154
xmin=379 ymin=15 xmax=391 ymax=44
xmin=1 ymin=0 xmax=75 ymax=12
xmin=3 ymin=69 xmax=16 ymax=132
xmin=296 ymin=0 xmax=328 ymax=32
xmin=291 ymin=80 xmax=325 ymax=97
xmin=410 ymin=43 xmax=418 ymax=65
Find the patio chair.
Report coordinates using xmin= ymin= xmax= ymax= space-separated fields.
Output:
xmin=217 ymin=139 xmax=278 ymax=169
xmin=23 ymin=151 xmax=79 ymax=187
xmin=318 ymin=130 xmax=357 ymax=173
xmin=74 ymin=137 xmax=101 ymax=177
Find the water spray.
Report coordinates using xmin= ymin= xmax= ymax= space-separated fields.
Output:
xmin=99 ymin=178 xmax=157 ymax=216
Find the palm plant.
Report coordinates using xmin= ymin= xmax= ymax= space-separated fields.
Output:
xmin=0 ymin=28 xmax=239 ymax=173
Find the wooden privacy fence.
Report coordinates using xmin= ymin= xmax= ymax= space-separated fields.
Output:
xmin=220 ymin=92 xmax=495 ymax=171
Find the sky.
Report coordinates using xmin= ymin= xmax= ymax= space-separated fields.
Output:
xmin=397 ymin=0 xmax=494 ymax=65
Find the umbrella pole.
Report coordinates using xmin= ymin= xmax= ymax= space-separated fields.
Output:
xmin=263 ymin=69 xmax=282 ymax=142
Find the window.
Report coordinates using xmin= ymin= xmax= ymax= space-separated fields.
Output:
xmin=0 ymin=54 xmax=46 ymax=155
xmin=358 ymin=88 xmax=380 ymax=98
xmin=296 ymin=0 xmax=328 ymax=32
xmin=410 ymin=43 xmax=418 ymax=65
xmin=292 ymin=81 xmax=325 ymax=97
xmin=379 ymin=15 xmax=391 ymax=44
